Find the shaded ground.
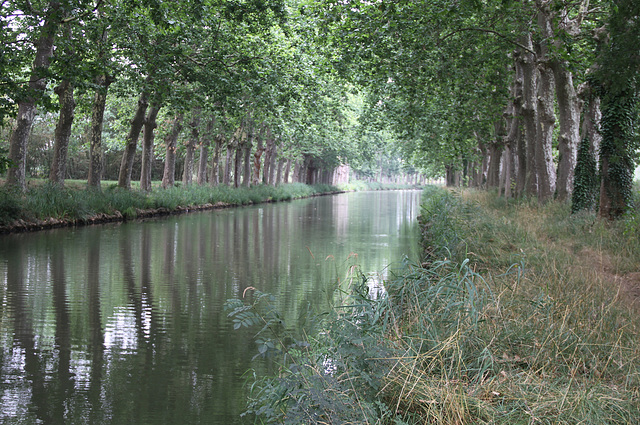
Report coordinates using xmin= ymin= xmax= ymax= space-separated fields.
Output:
xmin=579 ymin=247 xmax=640 ymax=310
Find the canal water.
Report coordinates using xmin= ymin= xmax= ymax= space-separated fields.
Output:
xmin=0 ymin=190 xmax=421 ymax=424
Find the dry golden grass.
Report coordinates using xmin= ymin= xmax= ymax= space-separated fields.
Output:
xmin=379 ymin=188 xmax=640 ymax=424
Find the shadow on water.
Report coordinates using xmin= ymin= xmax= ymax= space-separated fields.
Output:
xmin=0 ymin=190 xmax=421 ymax=424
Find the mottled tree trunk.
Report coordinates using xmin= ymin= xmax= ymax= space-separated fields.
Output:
xmin=252 ymin=130 xmax=264 ymax=185
xmin=87 ymin=75 xmax=112 ymax=189
xmin=283 ymin=159 xmax=291 ymax=183
xmin=519 ymin=34 xmax=539 ymax=197
xmin=243 ymin=141 xmax=252 ymax=187
xmin=535 ymin=62 xmax=556 ymax=202
xmin=209 ymin=135 xmax=223 ymax=187
xmin=161 ymin=113 xmax=184 ymax=189
xmin=552 ymin=63 xmax=580 ymax=201
xmin=542 ymin=2 xmax=582 ymax=202
xmin=275 ymin=158 xmax=285 ymax=185
xmin=50 ymin=80 xmax=75 ymax=186
xmin=182 ymin=110 xmax=200 ymax=186
xmin=234 ymin=139 xmax=243 ymax=188
xmin=223 ymin=139 xmax=234 ymax=185
xmin=197 ymin=118 xmax=214 ymax=185
xmin=118 ymin=90 xmax=150 ymax=189
xmin=6 ymin=3 xmax=60 ymax=190
xmin=579 ymin=82 xmax=602 ymax=159
xmin=292 ymin=160 xmax=301 ymax=183
xmin=598 ymin=91 xmax=635 ymax=219
xmin=487 ymin=118 xmax=506 ymax=188
xmin=511 ymin=57 xmax=527 ymax=197
xmin=268 ymin=139 xmax=277 ymax=186
xmin=140 ymin=104 xmax=161 ymax=192
xmin=262 ymin=129 xmax=274 ymax=184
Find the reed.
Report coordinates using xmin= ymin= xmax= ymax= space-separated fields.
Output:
xmin=0 ymin=182 xmax=340 ymax=225
xmin=234 ymin=185 xmax=640 ymax=424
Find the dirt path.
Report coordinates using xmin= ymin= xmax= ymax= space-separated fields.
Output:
xmin=579 ymin=247 xmax=640 ymax=310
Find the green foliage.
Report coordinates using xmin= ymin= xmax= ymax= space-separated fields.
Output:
xmin=0 ymin=182 xmax=343 ymax=226
xmin=417 ymin=186 xmax=475 ymax=262
xmin=599 ymin=88 xmax=637 ymax=218
xmin=24 ymin=183 xmax=85 ymax=220
xmin=225 ymin=268 xmax=398 ymax=424
xmin=0 ymin=147 xmax=13 ymax=174
xmin=0 ymin=187 xmax=23 ymax=225
xmin=229 ymin=188 xmax=640 ymax=424
xmin=571 ymin=136 xmax=599 ymax=213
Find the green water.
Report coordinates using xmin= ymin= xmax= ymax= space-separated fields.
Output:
xmin=0 ymin=190 xmax=421 ymax=424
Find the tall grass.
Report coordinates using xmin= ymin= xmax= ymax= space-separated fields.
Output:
xmin=231 ymin=186 xmax=640 ymax=424
xmin=0 ymin=182 xmax=339 ymax=226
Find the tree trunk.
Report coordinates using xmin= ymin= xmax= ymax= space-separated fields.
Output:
xmin=197 ymin=118 xmax=214 ymax=185
xmin=223 ymin=139 xmax=234 ymax=185
xmin=487 ymin=118 xmax=505 ymax=188
xmin=275 ymin=158 xmax=285 ymax=185
xmin=598 ymin=90 xmax=635 ymax=219
xmin=268 ymin=139 xmax=277 ymax=186
xmin=209 ymin=135 xmax=223 ymax=187
xmin=552 ymin=62 xmax=580 ymax=201
xmin=182 ymin=110 xmax=200 ymax=186
xmin=519 ymin=34 xmax=539 ymax=197
xmin=234 ymin=139 xmax=243 ymax=188
xmin=230 ymin=125 xmax=244 ymax=188
xmin=161 ymin=113 xmax=184 ymax=189
xmin=6 ymin=2 xmax=60 ymax=190
xmin=292 ymin=160 xmax=301 ymax=183
xmin=50 ymin=80 xmax=75 ymax=186
xmin=535 ymin=62 xmax=556 ymax=202
xmin=543 ymin=2 xmax=582 ymax=202
xmin=252 ymin=147 xmax=265 ymax=185
xmin=511 ymin=57 xmax=527 ymax=197
xmin=243 ymin=139 xmax=252 ymax=187
xmin=502 ymin=145 xmax=514 ymax=198
xmin=263 ymin=129 xmax=274 ymax=184
xmin=87 ymin=75 xmax=112 ymax=189
xmin=118 ymin=90 xmax=150 ymax=189
xmin=579 ymin=82 xmax=602 ymax=160
xmin=140 ymin=104 xmax=161 ymax=192
xmin=283 ymin=159 xmax=291 ymax=183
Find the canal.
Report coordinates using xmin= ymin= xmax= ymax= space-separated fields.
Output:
xmin=0 ymin=190 xmax=421 ymax=424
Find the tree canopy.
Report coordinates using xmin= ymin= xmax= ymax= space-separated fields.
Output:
xmin=1 ymin=0 xmax=638 ymax=215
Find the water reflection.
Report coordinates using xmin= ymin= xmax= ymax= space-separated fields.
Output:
xmin=0 ymin=190 xmax=421 ymax=424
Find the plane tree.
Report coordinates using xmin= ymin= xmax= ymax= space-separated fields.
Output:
xmin=312 ymin=0 xmax=633 ymax=207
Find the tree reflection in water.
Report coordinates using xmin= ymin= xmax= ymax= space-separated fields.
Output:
xmin=0 ymin=191 xmax=421 ymax=424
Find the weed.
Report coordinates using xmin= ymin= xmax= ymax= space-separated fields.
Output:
xmin=0 ymin=182 xmax=345 ymax=227
xmin=231 ymin=187 xmax=640 ymax=424
xmin=0 ymin=187 xmax=23 ymax=224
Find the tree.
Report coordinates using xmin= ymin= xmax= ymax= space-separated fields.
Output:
xmin=5 ymin=1 xmax=64 ymax=190
xmin=161 ymin=113 xmax=184 ymax=189
xmin=595 ymin=0 xmax=640 ymax=219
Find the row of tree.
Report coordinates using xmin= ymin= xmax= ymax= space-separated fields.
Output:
xmin=314 ymin=0 xmax=639 ymax=219
xmin=2 ymin=0 xmax=416 ymax=192
xmin=2 ymin=0 xmax=638 ymax=218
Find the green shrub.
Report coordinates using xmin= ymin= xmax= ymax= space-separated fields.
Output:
xmin=572 ymin=136 xmax=600 ymax=213
xmin=0 ymin=188 xmax=23 ymax=224
xmin=418 ymin=187 xmax=475 ymax=262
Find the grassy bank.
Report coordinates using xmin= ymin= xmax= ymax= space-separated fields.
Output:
xmin=0 ymin=179 xmax=423 ymax=231
xmin=0 ymin=182 xmax=336 ymax=229
xmin=231 ymin=186 xmax=640 ymax=424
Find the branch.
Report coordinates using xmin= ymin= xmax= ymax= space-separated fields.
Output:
xmin=439 ymin=27 xmax=536 ymax=55
xmin=61 ymin=0 xmax=105 ymax=24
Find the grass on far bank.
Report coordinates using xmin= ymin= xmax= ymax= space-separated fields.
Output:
xmin=231 ymin=185 xmax=640 ymax=424
xmin=0 ymin=178 xmax=423 ymax=226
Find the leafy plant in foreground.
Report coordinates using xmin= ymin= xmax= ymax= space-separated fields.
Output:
xmin=225 ymin=269 xmax=400 ymax=424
